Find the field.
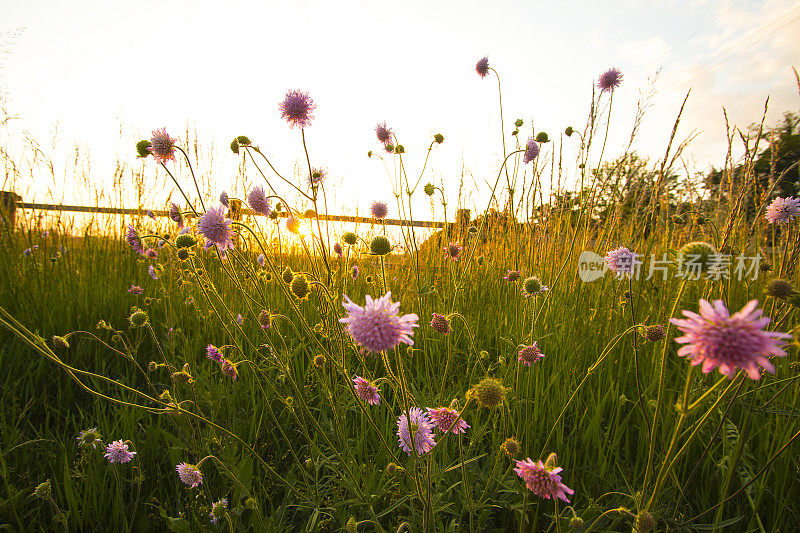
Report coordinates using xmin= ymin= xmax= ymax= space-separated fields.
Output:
xmin=1 ymin=64 xmax=800 ymax=532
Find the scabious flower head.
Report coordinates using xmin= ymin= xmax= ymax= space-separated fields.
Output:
xmin=258 ymin=310 xmax=271 ymax=330
xmin=309 ymin=167 xmax=326 ymax=187
xmin=523 ymin=138 xmax=540 ymax=164
xmin=206 ymin=344 xmax=223 ymax=363
xmin=77 ymin=428 xmax=103 ymax=449
xmin=370 ymin=201 xmax=388 ymax=220
xmin=765 ymin=278 xmax=795 ymax=300
xmin=126 ymin=225 xmax=144 ymax=254
xmin=279 ymin=89 xmax=316 ymax=128
xmin=209 ymin=499 xmax=228 ymax=525
xmin=351 ymin=265 xmax=359 ymax=280
xmin=285 ymin=216 xmax=301 ymax=234
xmin=333 ymin=242 xmax=343 ymax=257
xmin=247 ymin=186 xmax=271 ymax=216
xmin=128 ymin=285 xmax=143 ymax=295
xmin=475 ymin=56 xmax=490 ymax=78
xmin=370 ymin=235 xmax=391 ymax=255
xmin=143 ymin=248 xmax=157 ymax=259
xmin=176 ymin=462 xmax=203 ymax=488
xmin=197 ymin=206 xmax=235 ymax=255
xmin=430 ymin=313 xmax=451 ymax=334
xmin=427 ymin=407 xmax=469 ymax=434
xmin=352 ymin=376 xmax=381 ymax=405
xmin=219 ymin=191 xmax=229 ymax=208
xmin=339 ymin=292 xmax=419 ymax=353
xmin=148 ymin=265 xmax=158 ymax=280
xmin=149 ymin=128 xmax=177 ymax=164
xmin=605 ymin=247 xmax=641 ymax=277
xmin=175 ymin=233 xmax=196 ymax=248
xmin=474 ymin=377 xmax=506 ymax=407
xmin=514 ymin=457 xmax=574 ymax=503
xmin=146 ymin=209 xmax=156 ymax=220
xmin=501 ymin=437 xmax=521 ymax=458
xmin=677 ymin=241 xmax=718 ymax=275
xmin=342 ymin=231 xmax=358 ymax=246
xmin=644 ymin=324 xmax=666 ymax=342
xmin=236 ymin=313 xmax=243 ymax=325
xmin=104 ymin=440 xmax=136 ymax=464
xmin=765 ymin=196 xmax=800 ymax=224
xmin=282 ymin=266 xmax=294 ymax=284
xmin=375 ymin=122 xmax=393 ymax=145
xmin=670 ymin=299 xmax=790 ymax=380
xmin=518 ymin=342 xmax=545 ymax=366
xmin=257 ymin=253 xmax=265 ymax=267
xmin=397 ymin=407 xmax=436 ymax=455
xmin=169 ymin=202 xmax=184 ymax=229
xmin=444 ymin=242 xmax=463 ymax=261
xmin=522 ymin=276 xmax=549 ymax=297
xmin=598 ymin=67 xmax=623 ymax=92
xmin=221 ymin=359 xmax=238 ymax=380
xmin=503 ymin=270 xmax=521 ymax=282
xmin=290 ymin=274 xmax=310 ymax=300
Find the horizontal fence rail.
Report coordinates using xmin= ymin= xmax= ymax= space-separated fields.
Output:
xmin=1 ymin=193 xmax=470 ymax=230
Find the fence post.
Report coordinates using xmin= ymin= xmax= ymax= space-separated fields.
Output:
xmin=0 ymin=191 xmax=21 ymax=230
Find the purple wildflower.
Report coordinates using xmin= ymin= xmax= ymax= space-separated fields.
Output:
xmin=430 ymin=313 xmax=450 ymax=335
xmin=518 ymin=342 xmax=545 ymax=366
xmin=146 ymin=209 xmax=156 ymax=220
xmin=475 ymin=56 xmax=490 ymax=78
xmin=128 ymin=285 xmax=143 ymax=295
xmin=149 ymin=128 xmax=177 ymax=164
xmin=23 ymin=248 xmax=33 ymax=257
xmin=397 ymin=407 xmax=436 ymax=455
xmin=176 ymin=462 xmax=203 ymax=488
xmin=209 ymin=499 xmax=228 ymax=525
xmin=169 ymin=202 xmax=184 ymax=229
xmin=351 ymin=265 xmax=359 ymax=281
xmin=206 ymin=344 xmax=223 ymax=363
xmin=279 ymin=89 xmax=316 ymax=128
xmin=522 ymin=276 xmax=549 ymax=298
xmin=258 ymin=310 xmax=271 ymax=330
xmin=605 ymin=247 xmax=640 ymax=277
xmin=197 ymin=205 xmax=235 ymax=255
xmin=257 ymin=253 xmax=266 ymax=267
xmin=126 ymin=225 xmax=144 ymax=254
xmin=670 ymin=299 xmax=790 ymax=380
xmin=598 ymin=68 xmax=623 ymax=92
xmin=765 ymin=196 xmax=800 ymax=224
xmin=427 ymin=407 xmax=469 ymax=434
xmin=148 ymin=265 xmax=158 ymax=280
xmin=503 ymin=270 xmax=521 ymax=282
xmin=333 ymin=242 xmax=343 ymax=257
xmin=444 ymin=242 xmax=463 ymax=261
xmin=514 ymin=458 xmax=574 ymax=503
xmin=376 ymin=122 xmax=393 ymax=145
xmin=144 ymin=248 xmax=157 ymax=259
xmin=370 ymin=201 xmax=388 ymax=220
xmin=248 ymin=186 xmax=271 ymax=216
xmin=285 ymin=216 xmax=301 ymax=234
xmin=221 ymin=359 xmax=238 ymax=380
xmin=104 ymin=440 xmax=136 ymax=464
xmin=219 ymin=191 xmax=229 ymax=208
xmin=236 ymin=313 xmax=243 ymax=325
xmin=523 ymin=138 xmax=540 ymax=164
xmin=309 ymin=167 xmax=326 ymax=187
xmin=352 ymin=376 xmax=381 ymax=405
xmin=340 ymin=292 xmax=419 ymax=353
xmin=77 ymin=428 xmax=103 ymax=449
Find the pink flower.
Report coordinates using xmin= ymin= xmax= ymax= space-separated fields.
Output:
xmin=397 ymin=407 xmax=435 ymax=455
xmin=149 ymin=128 xmax=177 ymax=164
xmin=104 ymin=440 xmax=136 ymax=464
xmin=176 ymin=462 xmax=203 ymax=488
xmin=352 ymin=376 xmax=380 ymax=405
xmin=670 ymin=299 xmax=790 ymax=380
xmin=427 ymin=407 xmax=469 ymax=434
xmin=514 ymin=457 xmax=574 ymax=503
xmin=340 ymin=292 xmax=418 ymax=353
xmin=518 ymin=343 xmax=545 ymax=366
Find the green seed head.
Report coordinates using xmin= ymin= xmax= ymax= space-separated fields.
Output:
xmin=314 ymin=354 xmax=326 ymax=367
xmin=345 ymin=517 xmax=358 ymax=533
xmin=175 ymin=233 xmax=196 ymax=248
xmin=282 ymin=266 xmax=294 ymax=284
xmin=564 ymin=126 xmax=574 ymax=137
xmin=290 ymin=274 xmax=310 ymax=300
xmin=370 ymin=235 xmax=391 ymax=256
xmin=434 ymin=133 xmax=444 ymax=144
xmin=136 ymin=140 xmax=151 ymax=158
xmin=52 ymin=335 xmax=70 ymax=350
xmin=634 ymin=510 xmax=656 ymax=533
xmin=644 ymin=324 xmax=666 ymax=342
xmin=236 ymin=135 xmax=251 ymax=146
xmin=677 ymin=241 xmax=718 ymax=274
xmin=535 ymin=131 xmax=549 ymax=143
xmin=129 ymin=310 xmax=149 ymax=328
xmin=765 ymin=278 xmax=795 ymax=300
xmin=501 ymin=437 xmax=520 ymax=458
xmin=176 ymin=248 xmax=190 ymax=261
xmin=514 ymin=118 xmax=524 ymax=128
xmin=569 ymin=517 xmax=585 ymax=528
xmin=395 ymin=145 xmax=405 ymax=154
xmin=475 ymin=377 xmax=506 ymax=408
xmin=229 ymin=138 xmax=240 ymax=154
xmin=34 ymin=480 xmax=52 ymax=499
xmin=342 ymin=231 xmax=358 ymax=246
xmin=523 ymin=276 xmax=542 ymax=295
xmin=424 ymin=183 xmax=435 ymax=196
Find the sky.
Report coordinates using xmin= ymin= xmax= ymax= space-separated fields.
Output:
xmin=1 ymin=0 xmax=799 ymax=223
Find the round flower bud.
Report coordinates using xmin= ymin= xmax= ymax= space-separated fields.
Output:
xmin=290 ymin=274 xmax=310 ymax=300
xmin=564 ymin=126 xmax=574 ymax=137
xmin=34 ymin=480 xmax=52 ymax=499
xmin=148 ymin=361 xmax=158 ymax=372
xmin=136 ymin=140 xmax=152 ymax=158
xmin=535 ymin=131 xmax=549 ymax=143
xmin=474 ymin=377 xmax=506 ymax=408
xmin=765 ymin=278 xmax=795 ymax=300
xmin=501 ymin=437 xmax=520 ymax=458
xmin=175 ymin=233 xmax=196 ymax=248
xmin=314 ymin=354 xmax=326 ymax=367
xmin=434 ymin=133 xmax=444 ymax=144
xmin=129 ymin=310 xmax=149 ymax=328
xmin=367 ymin=150 xmax=373 ymax=158
xmin=342 ymin=232 xmax=358 ymax=246
xmin=258 ymin=309 xmax=271 ymax=330
xmin=424 ymin=183 xmax=435 ymax=196
xmin=634 ymin=510 xmax=656 ymax=533
xmin=386 ymin=462 xmax=399 ymax=475
xmin=760 ymin=262 xmax=772 ymax=272
xmin=395 ymin=145 xmax=405 ymax=154
xmin=370 ymin=235 xmax=391 ymax=256
xmin=644 ymin=324 xmax=666 ymax=342
xmin=245 ymin=497 xmax=257 ymax=510
xmin=282 ymin=266 xmax=294 ymax=284
xmin=514 ymin=118 xmax=524 ymax=128
xmin=304 ymin=209 xmax=316 ymax=219
xmin=365 ymin=275 xmax=373 ymax=283
xmin=385 ymin=144 xmax=394 ymax=153
xmin=569 ymin=517 xmax=585 ymax=528
xmin=177 ymin=248 xmax=190 ymax=261
xmin=523 ymin=276 xmax=542 ymax=295
xmin=430 ymin=313 xmax=451 ymax=334
xmin=345 ymin=518 xmax=358 ymax=533
xmin=677 ymin=241 xmax=718 ymax=274
xmin=236 ymin=135 xmax=251 ymax=146
xmin=52 ymin=335 xmax=70 ymax=349
xmin=229 ymin=138 xmax=240 ymax=154
xmin=171 ymin=370 xmax=192 ymax=383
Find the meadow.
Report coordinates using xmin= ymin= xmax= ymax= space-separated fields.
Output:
xmin=0 ymin=60 xmax=799 ymax=532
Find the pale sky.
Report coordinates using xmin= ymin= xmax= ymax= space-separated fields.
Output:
xmin=1 ymin=0 xmax=799 ymax=221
